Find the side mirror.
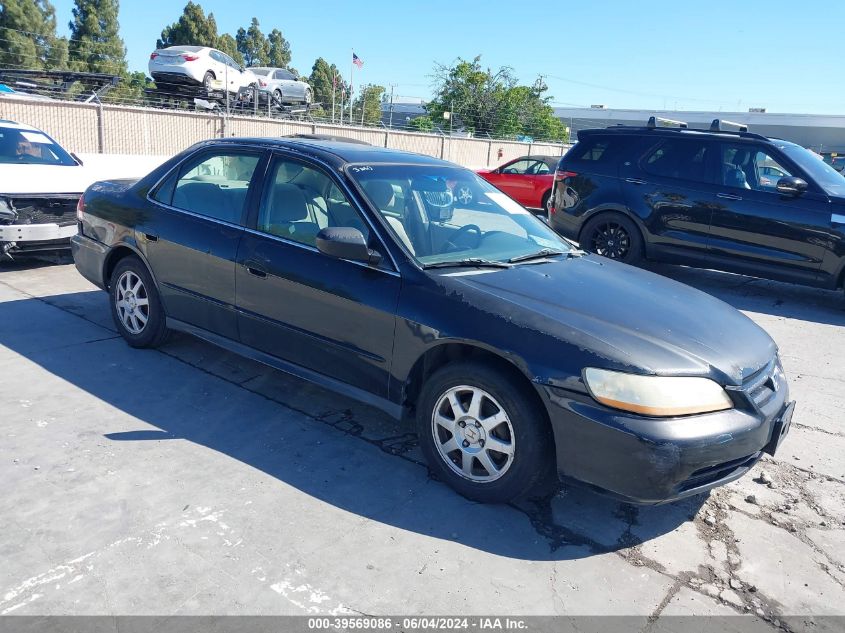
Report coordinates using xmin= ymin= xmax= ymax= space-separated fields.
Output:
xmin=776 ymin=176 xmax=807 ymax=196
xmin=316 ymin=227 xmax=381 ymax=266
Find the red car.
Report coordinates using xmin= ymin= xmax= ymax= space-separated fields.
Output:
xmin=475 ymin=155 xmax=559 ymax=213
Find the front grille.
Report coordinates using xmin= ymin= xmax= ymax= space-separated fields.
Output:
xmin=740 ymin=358 xmax=781 ymax=410
xmin=5 ymin=196 xmax=79 ymax=227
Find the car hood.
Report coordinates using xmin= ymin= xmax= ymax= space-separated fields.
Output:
xmin=439 ymin=255 xmax=776 ymax=385
xmin=0 ymin=155 xmax=168 ymax=195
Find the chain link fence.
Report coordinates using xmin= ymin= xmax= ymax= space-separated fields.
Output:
xmin=0 ymin=96 xmax=570 ymax=168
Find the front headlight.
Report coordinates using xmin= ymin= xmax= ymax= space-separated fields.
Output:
xmin=584 ymin=368 xmax=733 ymax=417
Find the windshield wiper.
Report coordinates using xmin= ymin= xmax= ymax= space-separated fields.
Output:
xmin=508 ymin=248 xmax=567 ymax=263
xmin=423 ymin=258 xmax=513 ymax=269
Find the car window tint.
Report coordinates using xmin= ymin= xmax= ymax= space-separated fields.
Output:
xmin=752 ymin=150 xmax=792 ymax=192
xmin=151 ymin=169 xmax=178 ymax=205
xmin=502 ymin=160 xmax=533 ymax=174
xmin=170 ymin=151 xmax=260 ymax=224
xmin=257 ymin=158 xmax=369 ymax=248
xmin=643 ymin=139 xmax=712 ymax=183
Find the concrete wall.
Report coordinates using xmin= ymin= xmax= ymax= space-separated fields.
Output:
xmin=1 ymin=97 xmax=569 ymax=169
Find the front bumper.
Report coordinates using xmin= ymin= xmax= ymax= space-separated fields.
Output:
xmin=544 ymin=366 xmax=792 ymax=504
xmin=0 ymin=222 xmax=78 ymax=243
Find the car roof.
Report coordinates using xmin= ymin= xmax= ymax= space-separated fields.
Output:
xmin=578 ymin=125 xmax=771 ymax=144
xmin=206 ymin=136 xmax=456 ymax=167
xmin=159 ymin=45 xmax=206 ymax=52
xmin=0 ymin=120 xmax=39 ymax=132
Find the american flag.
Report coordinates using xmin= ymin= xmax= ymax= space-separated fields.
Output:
xmin=352 ymin=53 xmax=363 ymax=69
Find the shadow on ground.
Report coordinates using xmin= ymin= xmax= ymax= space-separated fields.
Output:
xmin=0 ymin=288 xmax=708 ymax=562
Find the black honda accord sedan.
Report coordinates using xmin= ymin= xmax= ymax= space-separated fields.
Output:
xmin=71 ymin=137 xmax=794 ymax=504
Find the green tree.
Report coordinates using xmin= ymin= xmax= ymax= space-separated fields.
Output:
xmin=425 ymin=56 xmax=566 ymax=141
xmin=308 ymin=57 xmax=347 ymax=111
xmin=0 ymin=0 xmax=68 ymax=70
xmin=235 ymin=17 xmax=269 ymax=67
xmin=352 ymin=83 xmax=384 ymax=125
xmin=266 ymin=28 xmax=290 ymax=68
xmin=408 ymin=115 xmax=434 ymax=132
xmin=156 ymin=1 xmax=219 ymax=49
xmin=216 ymin=32 xmax=242 ymax=65
xmin=68 ymin=0 xmax=127 ymax=75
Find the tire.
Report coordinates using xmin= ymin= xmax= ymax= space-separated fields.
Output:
xmin=202 ymin=71 xmax=214 ymax=90
xmin=416 ymin=361 xmax=553 ymax=503
xmin=273 ymin=89 xmax=283 ymax=107
xmin=304 ymin=88 xmax=312 ymax=105
xmin=541 ymin=190 xmax=552 ymax=216
xmin=109 ymin=255 xmax=169 ymax=349
xmin=580 ymin=212 xmax=643 ymax=264
xmin=454 ymin=183 xmax=474 ymax=206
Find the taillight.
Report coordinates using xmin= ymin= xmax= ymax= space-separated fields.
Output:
xmin=182 ymin=54 xmax=199 ymax=62
xmin=258 ymin=78 xmax=267 ymax=87
xmin=76 ymin=194 xmax=85 ymax=221
xmin=149 ymin=52 xmax=158 ymax=60
xmin=555 ymin=170 xmax=578 ymax=179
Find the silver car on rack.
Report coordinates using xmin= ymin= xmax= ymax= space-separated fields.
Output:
xmin=250 ymin=67 xmax=312 ymax=106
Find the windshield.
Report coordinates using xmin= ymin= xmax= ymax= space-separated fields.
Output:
xmin=349 ymin=163 xmax=571 ymax=266
xmin=777 ymin=142 xmax=845 ymax=197
xmin=250 ymin=68 xmax=271 ymax=76
xmin=0 ymin=126 xmax=77 ymax=166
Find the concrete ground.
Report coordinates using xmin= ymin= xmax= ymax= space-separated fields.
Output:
xmin=0 ymin=260 xmax=843 ymax=627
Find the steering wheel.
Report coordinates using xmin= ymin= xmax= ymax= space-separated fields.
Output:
xmin=444 ymin=224 xmax=482 ymax=252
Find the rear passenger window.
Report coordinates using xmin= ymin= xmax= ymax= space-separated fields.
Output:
xmin=642 ymin=139 xmax=713 ymax=184
xmin=257 ymin=158 xmax=369 ymax=248
xmin=564 ymin=137 xmax=633 ymax=175
xmin=169 ymin=151 xmax=260 ymax=224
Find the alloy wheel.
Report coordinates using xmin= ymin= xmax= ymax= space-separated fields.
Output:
xmin=115 ymin=270 xmax=150 ymax=335
xmin=590 ymin=222 xmax=631 ymax=259
xmin=431 ymin=385 xmax=515 ymax=483
xmin=455 ymin=185 xmax=474 ymax=205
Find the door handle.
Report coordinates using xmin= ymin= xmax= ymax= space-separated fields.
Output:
xmin=625 ymin=178 xmax=646 ymax=185
xmin=717 ymin=193 xmax=743 ymax=201
xmin=245 ymin=263 xmax=268 ymax=279
xmin=143 ymin=233 xmax=158 ymax=242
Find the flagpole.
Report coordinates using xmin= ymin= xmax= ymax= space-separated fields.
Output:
xmin=348 ymin=49 xmax=354 ymax=126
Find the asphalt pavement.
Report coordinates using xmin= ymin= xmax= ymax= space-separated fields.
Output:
xmin=0 ymin=260 xmax=843 ymax=628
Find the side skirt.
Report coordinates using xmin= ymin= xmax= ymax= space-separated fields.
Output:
xmin=166 ymin=317 xmax=405 ymax=420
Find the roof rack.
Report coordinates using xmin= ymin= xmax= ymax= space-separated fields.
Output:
xmin=647 ymin=116 xmax=688 ymax=129
xmin=710 ymin=118 xmax=748 ymax=133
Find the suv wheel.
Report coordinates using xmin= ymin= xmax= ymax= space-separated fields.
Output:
xmin=581 ymin=213 xmax=643 ymax=264
xmin=416 ymin=361 xmax=553 ymax=503
xmin=109 ymin=256 xmax=169 ymax=348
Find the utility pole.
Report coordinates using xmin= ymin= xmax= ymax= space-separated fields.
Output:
xmin=361 ymin=86 xmax=366 ymax=126
xmin=388 ymin=84 xmax=396 ymax=128
xmin=331 ymin=70 xmax=336 ymax=124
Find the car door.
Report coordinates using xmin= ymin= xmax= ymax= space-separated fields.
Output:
xmin=208 ymin=50 xmax=226 ymax=85
xmin=524 ymin=160 xmax=553 ymax=208
xmin=708 ymin=142 xmax=828 ymax=285
xmin=487 ymin=159 xmax=538 ymax=205
xmin=142 ymin=147 xmax=266 ymax=339
xmin=274 ymin=69 xmax=303 ymax=100
xmin=219 ymin=53 xmax=241 ymax=91
xmin=619 ymin=136 xmax=720 ymax=258
xmin=235 ymin=153 xmax=401 ymax=397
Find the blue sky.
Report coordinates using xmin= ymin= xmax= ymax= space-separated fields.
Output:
xmin=51 ymin=0 xmax=843 ymax=114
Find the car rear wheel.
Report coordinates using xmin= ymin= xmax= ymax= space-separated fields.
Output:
xmin=541 ymin=190 xmax=552 ymax=215
xmin=202 ymin=71 xmax=214 ymax=90
xmin=416 ymin=361 xmax=553 ymax=503
xmin=109 ymin=256 xmax=169 ymax=348
xmin=454 ymin=184 xmax=474 ymax=205
xmin=304 ymin=88 xmax=312 ymax=105
xmin=581 ymin=213 xmax=643 ymax=264
xmin=272 ymin=89 xmax=284 ymax=107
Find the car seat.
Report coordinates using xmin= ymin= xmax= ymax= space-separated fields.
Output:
xmin=263 ymin=183 xmax=320 ymax=246
xmin=364 ymin=180 xmax=416 ymax=254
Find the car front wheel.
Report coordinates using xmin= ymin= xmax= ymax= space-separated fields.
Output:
xmin=109 ymin=256 xmax=169 ymax=348
xmin=416 ymin=361 xmax=553 ymax=503
xmin=581 ymin=213 xmax=643 ymax=264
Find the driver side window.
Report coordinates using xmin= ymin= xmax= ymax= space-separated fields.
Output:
xmin=502 ymin=159 xmax=532 ymax=174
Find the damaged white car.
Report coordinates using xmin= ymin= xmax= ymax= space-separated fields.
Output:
xmin=0 ymin=120 xmax=165 ymax=260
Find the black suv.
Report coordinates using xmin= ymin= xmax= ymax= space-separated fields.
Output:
xmin=550 ymin=118 xmax=845 ymax=294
